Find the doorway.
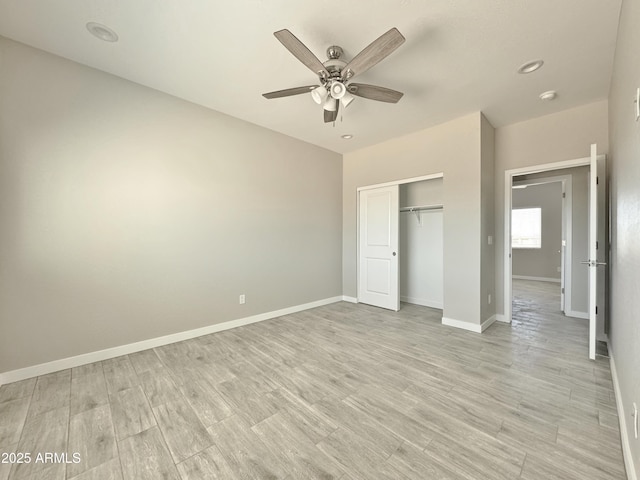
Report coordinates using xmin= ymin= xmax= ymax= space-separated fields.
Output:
xmin=511 ymin=175 xmax=573 ymax=316
xmin=503 ymin=146 xmax=607 ymax=359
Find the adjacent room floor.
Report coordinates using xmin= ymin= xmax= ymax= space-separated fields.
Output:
xmin=0 ymin=283 xmax=626 ymax=479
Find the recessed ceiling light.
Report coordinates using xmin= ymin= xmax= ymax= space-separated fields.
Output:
xmin=341 ymin=134 xmax=353 ymax=139
xmin=517 ymin=60 xmax=544 ymax=74
xmin=86 ymin=22 xmax=119 ymax=42
xmin=539 ymin=90 xmax=557 ymax=101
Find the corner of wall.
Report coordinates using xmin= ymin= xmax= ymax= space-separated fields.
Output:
xmin=481 ymin=113 xmax=496 ymax=323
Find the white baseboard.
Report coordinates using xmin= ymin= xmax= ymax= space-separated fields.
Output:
xmin=512 ymin=275 xmax=561 ymax=283
xmin=442 ymin=317 xmax=482 ymax=333
xmin=481 ymin=315 xmax=497 ymax=332
xmin=400 ymin=296 xmax=443 ymax=309
xmin=565 ymin=310 xmax=589 ymax=320
xmin=441 ymin=315 xmax=496 ymax=333
xmin=341 ymin=296 xmax=358 ymax=304
xmin=610 ymin=350 xmax=638 ymax=480
xmin=495 ymin=314 xmax=509 ymax=323
xmin=0 ymin=296 xmax=344 ymax=386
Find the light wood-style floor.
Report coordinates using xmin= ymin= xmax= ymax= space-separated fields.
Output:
xmin=0 ymin=280 xmax=626 ymax=480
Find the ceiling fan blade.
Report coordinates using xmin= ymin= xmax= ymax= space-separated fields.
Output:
xmin=262 ymin=85 xmax=318 ymax=99
xmin=323 ymin=100 xmax=339 ymax=123
xmin=347 ymin=83 xmax=404 ymax=103
xmin=341 ymin=28 xmax=405 ymax=80
xmin=274 ymin=29 xmax=329 ymax=77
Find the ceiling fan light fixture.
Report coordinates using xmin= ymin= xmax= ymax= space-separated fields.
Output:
xmin=341 ymin=92 xmax=355 ymax=108
xmin=329 ymin=81 xmax=347 ymax=99
xmin=311 ymin=86 xmax=328 ymax=105
xmin=323 ymin=97 xmax=338 ymax=112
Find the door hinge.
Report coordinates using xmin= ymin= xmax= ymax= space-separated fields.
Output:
xmin=597 ymin=176 xmax=599 ymax=185
xmin=596 ymin=306 xmax=598 ymax=315
xmin=596 ymin=241 xmax=599 ymax=250
xmin=561 ymin=287 xmax=565 ymax=294
xmin=562 ymin=192 xmax=566 ymax=198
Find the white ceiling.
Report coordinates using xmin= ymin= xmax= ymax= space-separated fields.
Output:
xmin=0 ymin=0 xmax=622 ymax=153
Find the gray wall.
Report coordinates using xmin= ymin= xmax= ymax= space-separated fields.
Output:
xmin=494 ymin=101 xmax=609 ymax=319
xmin=512 ymin=182 xmax=563 ymax=280
xmin=608 ymin=0 xmax=640 ymax=474
xmin=399 ymin=178 xmax=443 ymax=207
xmin=343 ymin=113 xmax=485 ymax=326
xmin=0 ymin=37 xmax=343 ymax=374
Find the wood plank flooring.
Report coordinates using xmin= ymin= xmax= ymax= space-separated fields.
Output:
xmin=0 ymin=280 xmax=626 ymax=479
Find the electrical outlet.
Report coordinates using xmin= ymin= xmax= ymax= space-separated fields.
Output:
xmin=239 ymin=294 xmax=246 ymax=305
xmin=488 ymin=235 xmax=493 ymax=245
xmin=488 ymin=294 xmax=492 ymax=305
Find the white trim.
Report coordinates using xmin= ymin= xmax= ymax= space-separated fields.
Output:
xmin=512 ymin=275 xmax=561 ymax=283
xmin=0 ymin=296 xmax=344 ymax=386
xmin=565 ymin=310 xmax=589 ymax=320
xmin=400 ymin=296 xmax=443 ymax=309
xmin=442 ymin=316 xmax=496 ymax=333
xmin=506 ymin=156 xmax=591 ymax=177
xmin=357 ymin=172 xmax=444 ymax=192
xmin=442 ymin=317 xmax=482 ymax=333
xmin=342 ymin=296 xmax=358 ymax=304
xmin=495 ymin=314 xmax=509 ymax=323
xmin=504 ymin=156 xmax=595 ymax=324
xmin=610 ymin=350 xmax=638 ymax=480
xmin=481 ymin=315 xmax=497 ymax=332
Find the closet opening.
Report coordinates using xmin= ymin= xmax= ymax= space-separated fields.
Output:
xmin=356 ymin=173 xmax=444 ymax=317
xmin=399 ymin=179 xmax=443 ymax=312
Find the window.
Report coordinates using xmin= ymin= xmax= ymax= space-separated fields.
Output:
xmin=512 ymin=207 xmax=542 ymax=248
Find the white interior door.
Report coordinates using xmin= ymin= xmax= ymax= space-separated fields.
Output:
xmin=358 ymin=185 xmax=399 ymax=311
xmin=560 ymin=183 xmax=566 ymax=312
xmin=588 ymin=144 xmax=606 ymax=359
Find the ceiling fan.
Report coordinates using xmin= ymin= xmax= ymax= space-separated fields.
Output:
xmin=263 ymin=28 xmax=405 ymax=123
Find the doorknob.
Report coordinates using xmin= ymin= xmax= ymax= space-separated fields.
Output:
xmin=392 ymin=252 xmax=397 ymax=256
xmin=581 ymin=260 xmax=608 ymax=266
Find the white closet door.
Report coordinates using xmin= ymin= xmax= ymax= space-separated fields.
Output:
xmin=358 ymin=185 xmax=399 ymax=311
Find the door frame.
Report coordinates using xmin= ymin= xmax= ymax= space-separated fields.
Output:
xmin=503 ymin=156 xmax=592 ymax=325
xmin=357 ymin=172 xmax=444 ymax=305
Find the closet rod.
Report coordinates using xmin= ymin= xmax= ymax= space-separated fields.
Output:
xmin=399 ymin=204 xmax=444 ymax=213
